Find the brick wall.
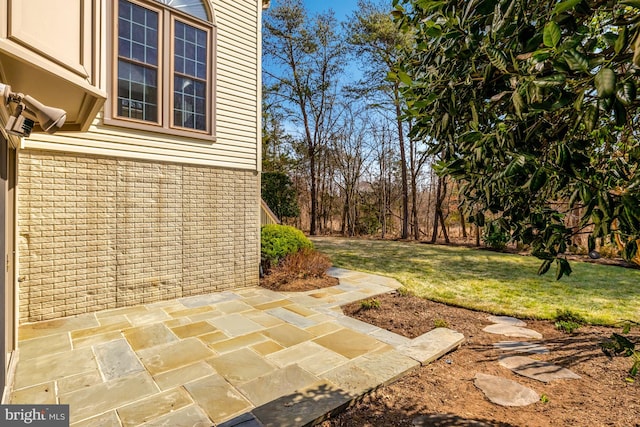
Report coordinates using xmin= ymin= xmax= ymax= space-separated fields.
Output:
xmin=17 ymin=150 xmax=260 ymax=322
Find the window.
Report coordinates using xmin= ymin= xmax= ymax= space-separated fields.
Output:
xmin=110 ymin=0 xmax=214 ymax=138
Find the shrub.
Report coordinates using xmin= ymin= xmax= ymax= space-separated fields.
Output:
xmin=554 ymin=309 xmax=586 ymax=334
xmin=260 ymin=249 xmax=334 ymax=290
xmin=482 ymin=222 xmax=510 ymax=250
xmin=261 ymin=224 xmax=313 ymax=269
xmin=360 ymin=299 xmax=381 ymax=310
xmin=434 ymin=318 xmax=449 ymax=328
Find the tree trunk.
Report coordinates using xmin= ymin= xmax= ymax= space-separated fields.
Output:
xmin=394 ymin=84 xmax=409 ymax=239
xmin=431 ymin=175 xmax=441 ymax=243
xmin=459 ymin=206 xmax=468 ymax=238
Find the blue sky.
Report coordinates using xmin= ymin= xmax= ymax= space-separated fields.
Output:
xmin=302 ymin=0 xmax=359 ymax=21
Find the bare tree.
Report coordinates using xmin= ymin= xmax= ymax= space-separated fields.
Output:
xmin=263 ymin=0 xmax=347 ymax=235
xmin=345 ymin=0 xmax=413 ymax=238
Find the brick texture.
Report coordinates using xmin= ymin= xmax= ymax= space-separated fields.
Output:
xmin=18 ymin=150 xmax=260 ymax=322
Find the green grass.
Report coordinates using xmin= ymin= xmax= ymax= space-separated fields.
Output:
xmin=312 ymin=237 xmax=640 ymax=326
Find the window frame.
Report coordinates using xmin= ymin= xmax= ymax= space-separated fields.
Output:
xmin=106 ymin=0 xmax=216 ymax=141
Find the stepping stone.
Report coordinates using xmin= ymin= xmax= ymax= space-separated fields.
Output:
xmin=483 ymin=324 xmax=542 ymax=339
xmin=473 ymin=373 xmax=539 ymax=407
xmin=499 ymin=355 xmax=581 ymax=383
xmin=493 ymin=341 xmax=549 ymax=355
xmin=487 ymin=315 xmax=527 ymax=327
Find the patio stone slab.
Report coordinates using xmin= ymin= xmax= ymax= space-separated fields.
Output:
xmin=253 ymin=299 xmax=293 ymax=311
xmin=237 ymin=364 xmax=320 ymax=406
xmin=72 ymin=331 xmax=124 ymax=348
xmin=209 ymin=314 xmax=264 ymax=337
xmin=126 ymin=309 xmax=171 ymax=326
xmin=266 ymin=341 xmax=329 ymax=368
xmin=207 ymin=348 xmax=276 ymax=386
xmin=493 ymin=341 xmax=549 ymax=355
xmin=356 ymin=349 xmax=420 ymax=385
xmin=219 ymin=413 xmax=263 ymax=427
xmin=166 ymin=306 xmax=215 ymax=319
xmin=251 ymin=380 xmax=354 ymax=427
xmin=179 ymin=291 xmax=240 ymax=308
xmin=262 ymin=323 xmax=314 ymax=348
xmin=152 ymin=361 xmax=216 ymax=391
xmin=483 ymin=324 xmax=543 ymax=339
xmin=13 ymin=347 xmax=98 ymax=389
xmin=11 ymin=382 xmax=56 ymax=404
xmin=139 ymin=405 xmax=212 ymax=427
xmin=170 ymin=320 xmax=218 ymax=338
xmin=296 ymin=347 xmax=350 ymax=376
xmin=215 ymin=300 xmax=254 ymax=314
xmin=137 ymin=337 xmax=215 ymax=375
xmin=19 ymin=313 xmax=99 ymax=340
xmin=209 ymin=332 xmax=268 ymax=354
xmin=305 ymin=321 xmax=343 ymax=338
xmin=474 ymin=373 xmax=539 ymax=406
xmin=57 ymin=370 xmax=103 ymax=394
xmin=332 ymin=315 xmax=381 ymax=334
xmin=487 ymin=315 xmax=527 ymax=327
xmin=60 ymin=371 xmax=158 ymax=424
xmin=70 ymin=410 xmax=121 ymax=427
xmin=313 ymin=328 xmax=383 ymax=359
xmin=117 ymin=387 xmax=193 ymax=426
xmin=184 ymin=374 xmax=252 ymax=424
xmin=18 ymin=333 xmax=72 ymax=360
xmin=499 ymin=355 xmax=581 ymax=382
xmin=399 ymin=328 xmax=465 ymax=364
xmin=243 ymin=310 xmax=285 ymax=328
xmin=94 ymin=338 xmax=145 ymax=380
xmin=123 ymin=323 xmax=178 ymax=351
xmin=70 ymin=320 xmax=131 ymax=340
xmin=370 ymin=328 xmax=412 ymax=347
xmin=322 ymin=362 xmax=380 ymax=395
xmin=267 ymin=307 xmax=318 ymax=328
xmin=251 ymin=340 xmax=285 ymax=356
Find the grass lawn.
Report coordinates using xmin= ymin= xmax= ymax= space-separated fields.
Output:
xmin=312 ymin=237 xmax=640 ymax=326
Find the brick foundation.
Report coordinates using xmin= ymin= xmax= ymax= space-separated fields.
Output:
xmin=17 ymin=150 xmax=259 ymax=322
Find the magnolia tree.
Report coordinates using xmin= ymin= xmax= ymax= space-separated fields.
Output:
xmin=392 ymin=0 xmax=640 ymax=277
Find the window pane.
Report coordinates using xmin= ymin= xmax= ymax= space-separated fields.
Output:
xmin=173 ymin=20 xmax=207 ymax=130
xmin=118 ymin=1 xmax=158 ymax=66
xmin=174 ymin=76 xmax=206 ymax=130
xmin=118 ymin=60 xmax=158 ymax=122
xmin=117 ymin=0 xmax=159 ymax=123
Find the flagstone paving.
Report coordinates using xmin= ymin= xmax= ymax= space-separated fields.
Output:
xmin=9 ymin=268 xmax=464 ymax=426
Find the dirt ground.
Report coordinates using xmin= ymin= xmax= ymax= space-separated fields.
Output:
xmin=261 ymin=275 xmax=640 ymax=427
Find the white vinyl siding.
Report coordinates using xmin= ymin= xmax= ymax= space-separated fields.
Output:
xmin=22 ymin=0 xmax=261 ymax=171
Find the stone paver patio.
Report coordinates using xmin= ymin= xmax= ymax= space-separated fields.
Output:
xmin=10 ymin=268 xmax=464 ymax=426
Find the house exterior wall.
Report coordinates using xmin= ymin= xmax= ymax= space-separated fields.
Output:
xmin=8 ymin=0 xmax=265 ymax=323
xmin=21 ymin=0 xmax=261 ymax=170
xmin=18 ymin=150 xmax=259 ymax=322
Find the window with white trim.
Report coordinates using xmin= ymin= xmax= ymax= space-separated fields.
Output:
xmin=110 ymin=0 xmax=214 ymax=137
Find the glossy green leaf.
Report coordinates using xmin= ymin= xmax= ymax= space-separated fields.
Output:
xmin=563 ymin=49 xmax=589 ymax=72
xmin=617 ymin=81 xmax=637 ymax=105
xmin=595 ymin=68 xmax=616 ymax=98
xmin=486 ymin=47 xmax=509 ymax=72
xmin=543 ymin=22 xmax=561 ymax=48
xmin=397 ymin=70 xmax=413 ymax=86
xmin=552 ymin=0 xmax=582 ymax=15
xmin=615 ymin=27 xmax=629 ymax=54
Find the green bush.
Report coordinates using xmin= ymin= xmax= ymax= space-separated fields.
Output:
xmin=261 ymin=224 xmax=313 ymax=268
xmin=482 ymin=221 xmax=510 ymax=250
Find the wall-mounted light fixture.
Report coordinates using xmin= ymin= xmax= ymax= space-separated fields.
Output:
xmin=0 ymin=83 xmax=66 ymax=137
